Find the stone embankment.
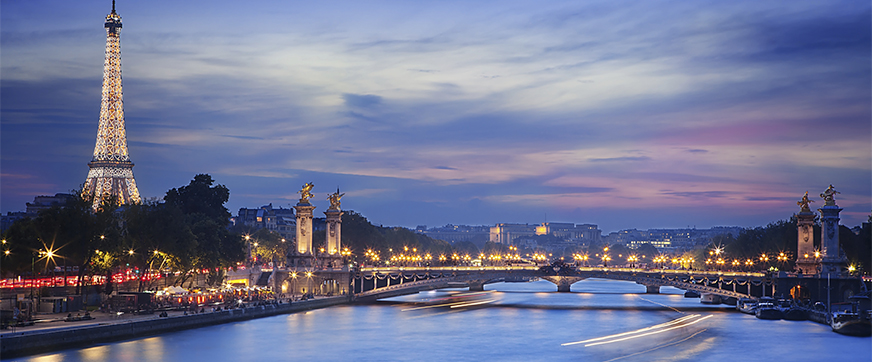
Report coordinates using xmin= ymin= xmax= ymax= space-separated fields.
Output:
xmin=1 ymin=296 xmax=348 ymax=359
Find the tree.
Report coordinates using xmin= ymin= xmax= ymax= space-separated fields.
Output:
xmin=123 ymin=200 xmax=196 ymax=291
xmin=336 ymin=210 xmax=468 ymax=266
xmin=634 ymin=243 xmax=659 ymax=263
xmin=163 ymin=175 xmax=243 ymax=287
xmin=453 ymin=241 xmax=480 ymax=257
xmin=164 ymin=174 xmax=231 ymax=224
xmin=0 ymin=191 xmax=123 ymax=295
xmin=840 ymin=224 xmax=871 ymax=275
xmin=252 ymin=228 xmax=289 ymax=268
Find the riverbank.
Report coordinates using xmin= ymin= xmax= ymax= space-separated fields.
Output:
xmin=0 ymin=296 xmax=349 ymax=359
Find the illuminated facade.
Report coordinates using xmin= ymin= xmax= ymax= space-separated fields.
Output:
xmin=83 ymin=1 xmax=141 ymax=209
xmin=236 ymin=204 xmax=296 ymax=241
xmin=489 ymin=223 xmax=536 ymax=244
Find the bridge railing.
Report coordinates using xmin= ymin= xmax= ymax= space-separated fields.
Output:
xmin=359 ymin=265 xmax=764 ymax=278
xmin=359 ymin=266 xmax=540 ymax=273
xmin=574 ymin=267 xmax=765 ymax=278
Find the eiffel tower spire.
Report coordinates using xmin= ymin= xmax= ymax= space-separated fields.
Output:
xmin=83 ymin=1 xmax=141 ymax=209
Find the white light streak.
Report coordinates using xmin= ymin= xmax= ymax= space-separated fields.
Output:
xmin=562 ymin=314 xmax=713 ymax=347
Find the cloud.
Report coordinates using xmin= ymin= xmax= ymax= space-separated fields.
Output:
xmin=660 ymin=191 xmax=731 ymax=199
xmin=588 ymin=156 xmax=651 ymax=163
xmin=342 ymin=93 xmax=382 ymax=109
xmin=222 ymin=135 xmax=265 ymax=140
xmin=1 ymin=0 xmax=870 ymax=231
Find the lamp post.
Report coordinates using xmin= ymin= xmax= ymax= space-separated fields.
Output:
xmin=759 ymin=253 xmax=769 ymax=271
xmin=31 ymin=251 xmax=38 ymax=312
xmin=305 ymin=271 xmax=313 ymax=297
xmin=290 ymin=272 xmax=297 ymax=300
xmin=31 ymin=249 xmax=48 ymax=315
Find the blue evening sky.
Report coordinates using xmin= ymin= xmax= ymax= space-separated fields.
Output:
xmin=2 ymin=0 xmax=870 ymax=232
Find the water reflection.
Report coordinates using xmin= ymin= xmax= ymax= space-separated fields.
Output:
xmin=18 ymin=279 xmax=871 ymax=362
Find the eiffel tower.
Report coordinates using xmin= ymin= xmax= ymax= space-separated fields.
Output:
xmin=83 ymin=1 xmax=141 ymax=209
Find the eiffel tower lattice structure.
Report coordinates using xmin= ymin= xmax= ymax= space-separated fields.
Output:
xmin=83 ymin=1 xmax=141 ymax=209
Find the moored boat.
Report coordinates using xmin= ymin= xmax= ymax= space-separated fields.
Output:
xmin=684 ymin=290 xmax=700 ymax=298
xmin=737 ymin=298 xmax=757 ymax=314
xmin=756 ymin=297 xmax=783 ymax=320
xmin=783 ymin=307 xmax=808 ymax=321
xmin=831 ymin=296 xmax=872 ymax=336
xmin=700 ymin=293 xmax=721 ymax=304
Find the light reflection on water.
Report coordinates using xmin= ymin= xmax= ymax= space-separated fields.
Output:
xmin=17 ymin=279 xmax=872 ymax=362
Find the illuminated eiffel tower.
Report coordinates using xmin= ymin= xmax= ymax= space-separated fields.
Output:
xmin=83 ymin=1 xmax=141 ymax=209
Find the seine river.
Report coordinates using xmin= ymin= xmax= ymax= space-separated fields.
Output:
xmin=17 ymin=279 xmax=871 ymax=362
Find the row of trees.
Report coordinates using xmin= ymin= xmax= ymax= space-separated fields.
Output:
xmin=1 ymin=174 xmax=244 ymax=292
xmin=577 ymin=216 xmax=870 ymax=273
xmin=315 ymin=211 xmax=475 ymax=265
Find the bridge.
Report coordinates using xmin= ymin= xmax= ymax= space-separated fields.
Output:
xmin=351 ymin=264 xmax=770 ymax=302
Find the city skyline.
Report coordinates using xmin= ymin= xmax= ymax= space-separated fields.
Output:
xmin=2 ymin=0 xmax=870 ymax=233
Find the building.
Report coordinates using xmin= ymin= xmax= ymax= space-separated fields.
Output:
xmin=604 ymin=229 xmax=649 ymax=247
xmin=1 ymin=194 xmax=77 ymax=233
xmin=610 ymin=226 xmax=745 ymax=252
xmin=236 ymin=204 xmax=296 ymax=241
xmin=489 ymin=222 xmax=602 ymax=250
xmin=1 ymin=212 xmax=27 ymax=233
xmin=420 ymin=224 xmax=490 ymax=244
xmin=490 ymin=223 xmax=537 ymax=244
xmin=25 ymin=193 xmax=76 ymax=215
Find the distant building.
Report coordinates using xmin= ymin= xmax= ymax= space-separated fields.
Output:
xmin=236 ymin=204 xmax=296 ymax=241
xmin=604 ymin=229 xmax=649 ymax=247
xmin=26 ymin=193 xmax=75 ymax=215
xmin=1 ymin=212 xmax=27 ymax=233
xmin=421 ymin=224 xmax=490 ymax=243
xmin=1 ymin=193 xmax=77 ymax=233
xmin=490 ymin=222 xmax=602 ymax=250
xmin=490 ymin=223 xmax=537 ymax=244
xmin=610 ymin=226 xmax=744 ymax=252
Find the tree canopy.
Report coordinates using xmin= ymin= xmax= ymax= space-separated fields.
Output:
xmin=1 ymin=174 xmax=243 ymax=290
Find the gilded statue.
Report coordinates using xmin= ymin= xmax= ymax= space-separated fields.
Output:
xmin=819 ymin=184 xmax=839 ymax=206
xmin=797 ymin=191 xmax=814 ymax=212
xmin=328 ymin=189 xmax=345 ymax=210
xmin=298 ymin=182 xmax=314 ymax=204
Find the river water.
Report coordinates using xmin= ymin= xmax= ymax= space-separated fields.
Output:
xmin=15 ymin=279 xmax=871 ymax=362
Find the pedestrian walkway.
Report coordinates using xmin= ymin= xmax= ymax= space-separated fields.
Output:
xmin=1 ymin=309 xmax=189 ymax=336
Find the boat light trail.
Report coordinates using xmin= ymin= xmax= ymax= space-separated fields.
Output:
xmin=562 ymin=314 xmax=713 ymax=347
xmin=562 ymin=314 xmax=699 ymax=346
xmin=449 ymin=299 xmax=496 ymax=308
xmin=602 ymin=329 xmax=709 ymax=362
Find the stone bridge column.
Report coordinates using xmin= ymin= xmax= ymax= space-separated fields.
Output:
xmin=541 ymin=276 xmax=585 ymax=292
xmin=295 ymin=203 xmax=315 ymax=254
xmin=819 ymin=198 xmax=845 ymax=275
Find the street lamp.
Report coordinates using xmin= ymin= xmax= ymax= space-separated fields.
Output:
xmin=290 ymin=272 xmax=297 ymax=300
xmin=759 ymin=253 xmax=769 ymax=270
xmin=305 ymin=271 xmax=313 ymax=296
xmin=602 ymin=254 xmax=611 ymax=268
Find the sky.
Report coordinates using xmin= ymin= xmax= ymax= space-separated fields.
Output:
xmin=1 ymin=0 xmax=870 ymax=233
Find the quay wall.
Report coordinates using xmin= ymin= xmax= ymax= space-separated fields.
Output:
xmin=1 ymin=296 xmax=348 ymax=359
